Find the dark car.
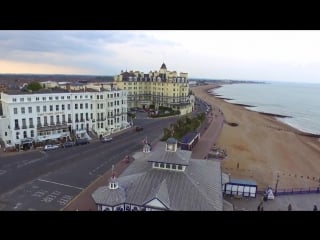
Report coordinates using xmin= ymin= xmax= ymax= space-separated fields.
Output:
xmin=63 ymin=141 xmax=75 ymax=148
xmin=76 ymin=138 xmax=90 ymax=145
xmin=135 ymin=126 xmax=143 ymax=132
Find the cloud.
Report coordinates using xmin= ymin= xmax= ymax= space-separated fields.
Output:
xmin=1 ymin=30 xmax=320 ymax=83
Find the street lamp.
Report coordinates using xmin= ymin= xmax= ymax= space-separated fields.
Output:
xmin=275 ymin=173 xmax=280 ymax=196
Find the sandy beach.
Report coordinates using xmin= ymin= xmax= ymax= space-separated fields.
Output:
xmin=192 ymin=84 xmax=320 ymax=190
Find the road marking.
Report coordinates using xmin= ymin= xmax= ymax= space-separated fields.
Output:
xmin=37 ymin=179 xmax=84 ymax=190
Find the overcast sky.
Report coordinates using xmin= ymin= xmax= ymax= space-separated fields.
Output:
xmin=1 ymin=30 xmax=320 ymax=83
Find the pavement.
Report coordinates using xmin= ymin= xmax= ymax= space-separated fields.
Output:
xmin=191 ymin=106 xmax=224 ymax=159
xmin=225 ymin=193 xmax=320 ymax=211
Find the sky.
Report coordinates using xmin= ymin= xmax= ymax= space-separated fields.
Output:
xmin=1 ymin=30 xmax=320 ymax=83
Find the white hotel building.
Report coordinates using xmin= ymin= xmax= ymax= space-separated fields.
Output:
xmin=0 ymin=82 xmax=128 ymax=149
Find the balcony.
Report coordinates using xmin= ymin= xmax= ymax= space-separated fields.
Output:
xmin=29 ymin=124 xmax=35 ymax=128
xmin=14 ymin=125 xmax=20 ymax=130
xmin=80 ymin=118 xmax=84 ymax=122
xmin=62 ymin=121 xmax=67 ymax=124
xmin=37 ymin=123 xmax=42 ymax=128
xmin=56 ymin=121 xmax=61 ymax=125
xmin=22 ymin=125 xmax=27 ymax=129
xmin=68 ymin=119 xmax=72 ymax=123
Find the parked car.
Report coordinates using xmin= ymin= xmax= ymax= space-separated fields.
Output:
xmin=76 ymin=138 xmax=90 ymax=145
xmin=44 ymin=144 xmax=60 ymax=151
xmin=135 ymin=126 xmax=143 ymax=132
xmin=101 ymin=137 xmax=113 ymax=143
xmin=63 ymin=141 xmax=75 ymax=148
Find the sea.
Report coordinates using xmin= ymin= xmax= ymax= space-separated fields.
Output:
xmin=209 ymin=82 xmax=320 ymax=135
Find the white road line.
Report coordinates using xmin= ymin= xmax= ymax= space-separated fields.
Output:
xmin=37 ymin=179 xmax=84 ymax=190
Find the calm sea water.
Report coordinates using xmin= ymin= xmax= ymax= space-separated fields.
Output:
xmin=210 ymin=82 xmax=320 ymax=135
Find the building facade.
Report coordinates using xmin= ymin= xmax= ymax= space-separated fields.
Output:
xmin=114 ymin=63 xmax=194 ymax=115
xmin=0 ymin=83 xmax=128 ymax=149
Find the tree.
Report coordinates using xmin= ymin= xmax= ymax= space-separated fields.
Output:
xmin=27 ymin=82 xmax=42 ymax=91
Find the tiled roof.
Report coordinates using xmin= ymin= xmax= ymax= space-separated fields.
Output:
xmin=92 ymin=142 xmax=223 ymax=211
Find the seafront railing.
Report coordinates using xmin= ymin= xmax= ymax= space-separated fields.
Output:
xmin=257 ymin=187 xmax=320 ymax=196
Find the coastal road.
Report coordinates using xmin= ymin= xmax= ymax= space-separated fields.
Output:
xmin=0 ymin=114 xmax=179 ymax=210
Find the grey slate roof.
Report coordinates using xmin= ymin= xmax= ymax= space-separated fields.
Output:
xmin=147 ymin=141 xmax=190 ymax=165
xmin=91 ymin=185 xmax=126 ymax=206
xmin=92 ymin=142 xmax=223 ymax=211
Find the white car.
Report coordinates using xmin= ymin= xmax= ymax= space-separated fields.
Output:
xmin=101 ymin=137 xmax=113 ymax=143
xmin=44 ymin=144 xmax=60 ymax=151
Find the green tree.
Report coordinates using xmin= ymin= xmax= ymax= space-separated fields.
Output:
xmin=27 ymin=82 xmax=42 ymax=91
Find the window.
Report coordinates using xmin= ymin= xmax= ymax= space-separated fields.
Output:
xmin=90 ymin=104 xmax=93 ymax=109
xmin=12 ymin=98 xmax=17 ymax=102
xmin=67 ymin=96 xmax=70 ymax=99
xmin=55 ymin=96 xmax=59 ymax=100
xmin=44 ymin=116 xmax=48 ymax=125
xmin=97 ymin=95 xmax=99 ymax=100
xmin=75 ymin=95 xmax=77 ymax=99
xmin=160 ymin=163 xmax=165 ymax=168
xmin=75 ymin=104 xmax=78 ymax=110
xmin=62 ymin=104 xmax=65 ymax=110
xmin=16 ymin=132 xmax=20 ymax=140
xmin=100 ymin=103 xmax=103 ymax=109
xmin=27 ymin=97 xmax=31 ymax=102
xmin=68 ymin=104 xmax=70 ymax=110
xmin=36 ymin=97 xmax=39 ymax=101
xmin=85 ymin=103 xmax=88 ymax=109
xmin=56 ymin=115 xmax=60 ymax=123
xmin=28 ymin=107 xmax=32 ymax=113
xmin=61 ymin=96 xmax=64 ymax=100
xmin=36 ymin=106 xmax=40 ymax=113
xmin=13 ymin=108 xmax=18 ymax=114
xmin=29 ymin=118 xmax=33 ymax=127
xmin=50 ymin=116 xmax=54 ymax=125
xmin=31 ymin=130 xmax=34 ymax=137
xmin=49 ymin=105 xmax=53 ymax=111
xmin=80 ymin=103 xmax=83 ymax=109
xmin=100 ymin=95 xmax=103 ymax=99
xmin=5 ymin=132 xmax=7 ymax=136
xmin=177 ymin=165 xmax=183 ymax=170
xmin=23 ymin=131 xmax=27 ymax=138
xmin=20 ymin=98 xmax=24 ymax=102
xmin=42 ymin=97 xmax=46 ymax=101
xmin=43 ymin=106 xmax=47 ymax=112
xmin=21 ymin=107 xmax=25 ymax=114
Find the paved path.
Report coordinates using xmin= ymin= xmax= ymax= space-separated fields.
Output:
xmin=191 ymin=106 xmax=224 ymax=159
xmin=225 ymin=193 xmax=320 ymax=211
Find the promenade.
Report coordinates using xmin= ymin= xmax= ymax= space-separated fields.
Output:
xmin=191 ymin=105 xmax=224 ymax=159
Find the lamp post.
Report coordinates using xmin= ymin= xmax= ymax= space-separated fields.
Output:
xmin=275 ymin=173 xmax=280 ymax=196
